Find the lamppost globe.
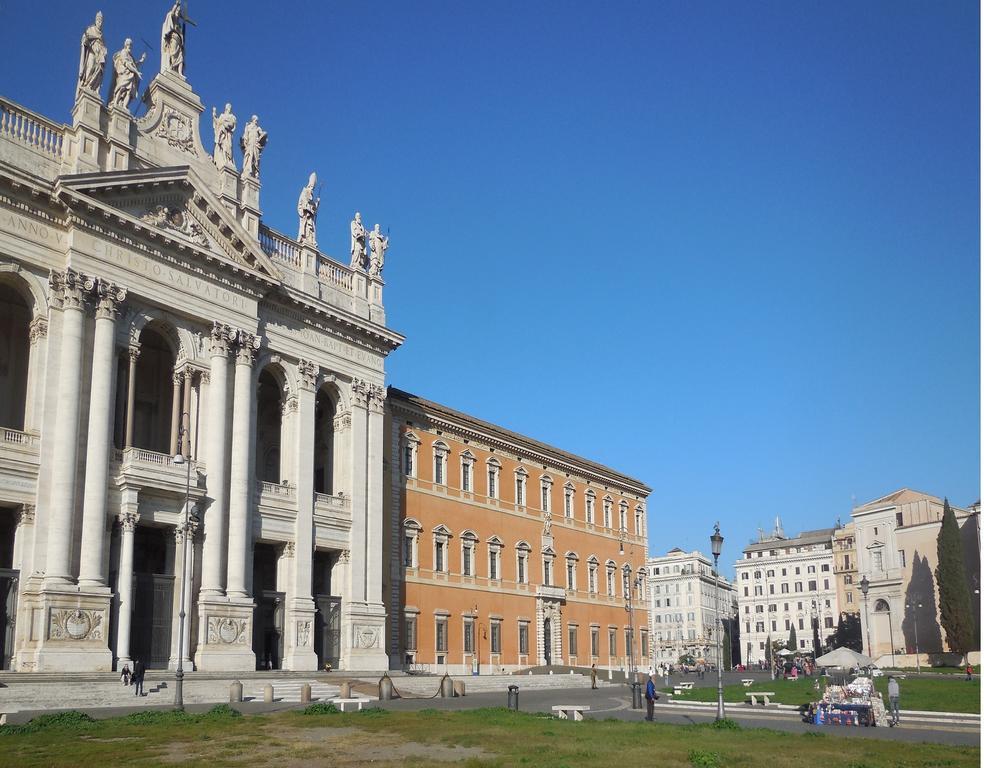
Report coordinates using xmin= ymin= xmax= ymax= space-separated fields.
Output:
xmin=173 ymin=452 xmax=185 ymax=465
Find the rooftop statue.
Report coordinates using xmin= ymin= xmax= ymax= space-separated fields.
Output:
xmin=161 ymin=0 xmax=190 ymax=76
xmin=211 ymin=103 xmax=237 ymax=170
xmin=350 ymin=212 xmax=367 ymax=271
xmin=108 ymin=39 xmax=147 ymax=111
xmin=368 ymin=224 xmax=388 ymax=278
xmin=76 ymin=11 xmax=107 ymax=100
xmin=297 ymin=172 xmax=320 ymax=246
xmin=240 ymin=115 xmax=267 ymax=178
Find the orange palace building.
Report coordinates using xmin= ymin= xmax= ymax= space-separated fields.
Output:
xmin=384 ymin=388 xmax=651 ymax=675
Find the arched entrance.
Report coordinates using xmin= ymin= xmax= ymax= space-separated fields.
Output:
xmin=129 ymin=526 xmax=174 ymax=669
xmin=0 ymin=283 xmax=31 ymax=430
xmin=543 ymin=617 xmax=552 ymax=665
xmin=0 ymin=510 xmax=17 ymax=670
xmin=255 ymin=368 xmax=283 ymax=483
xmin=131 ymin=328 xmax=176 ymax=453
xmin=313 ymin=388 xmax=335 ymax=494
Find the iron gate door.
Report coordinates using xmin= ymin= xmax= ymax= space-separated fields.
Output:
xmin=132 ymin=573 xmax=174 ymax=668
xmin=0 ymin=569 xmax=18 ymax=670
xmin=314 ymin=595 xmax=340 ymax=669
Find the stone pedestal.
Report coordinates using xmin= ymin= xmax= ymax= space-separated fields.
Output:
xmin=218 ymin=165 xmax=239 ymax=215
xmin=283 ymin=599 xmax=317 ymax=671
xmin=300 ymin=244 xmax=319 ymax=295
xmin=70 ymin=91 xmax=104 ymax=173
xmin=240 ymin=175 xmax=261 ymax=238
xmin=16 ymin=584 xmax=113 ymax=672
xmin=193 ymin=598 xmax=256 ymax=671
xmin=105 ymin=106 xmax=133 ymax=172
xmin=368 ymin=276 xmax=385 ymax=324
xmin=341 ymin=601 xmax=388 ymax=671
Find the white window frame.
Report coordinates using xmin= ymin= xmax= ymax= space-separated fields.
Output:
xmin=402 ymin=519 xmax=421 ymax=568
xmin=402 ymin=432 xmax=420 ymax=478
xmin=634 ymin=504 xmax=644 ymax=535
xmin=565 ymin=552 xmax=578 ymax=591
xmin=540 ymin=474 xmax=553 ymax=512
xmin=564 ymin=483 xmax=575 ymax=518
xmin=486 ymin=457 xmax=500 ymax=500
xmin=585 ymin=490 xmax=596 ymax=524
xmin=516 ymin=541 xmax=531 ymax=584
xmin=487 ymin=536 xmax=503 ymax=581
xmin=603 ymin=496 xmax=613 ymax=529
xmin=432 ymin=525 xmax=451 ymax=573
xmin=515 ymin=467 xmax=528 ymax=506
xmin=606 ymin=561 xmax=616 ymax=597
xmin=432 ymin=441 xmax=449 ymax=486
xmin=460 ymin=531 xmax=478 ymax=577
xmin=542 ymin=548 xmax=555 ymax=586
xmin=460 ymin=450 xmax=475 ymax=492
xmin=619 ymin=500 xmax=628 ymax=532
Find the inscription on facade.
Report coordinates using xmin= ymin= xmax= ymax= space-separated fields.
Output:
xmin=265 ymin=313 xmax=383 ymax=367
xmin=0 ymin=212 xmax=65 ymax=246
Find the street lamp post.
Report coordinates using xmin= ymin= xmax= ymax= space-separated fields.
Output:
xmin=906 ymin=601 xmax=922 ymax=673
xmin=623 ymin=563 xmax=637 ymax=682
xmin=172 ymin=416 xmax=193 ymax=710
xmin=811 ymin=600 xmax=821 ymax=657
xmin=710 ymin=522 xmax=725 ymax=722
xmin=859 ymin=575 xmax=872 ymax=661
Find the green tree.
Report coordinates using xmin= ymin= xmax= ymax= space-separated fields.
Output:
xmin=827 ymin=613 xmax=862 ymax=652
xmin=935 ymin=498 xmax=975 ymax=660
xmin=787 ymin=625 xmax=798 ymax=652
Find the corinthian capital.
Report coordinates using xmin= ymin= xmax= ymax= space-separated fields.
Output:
xmin=49 ymin=268 xmax=95 ymax=310
xmin=117 ymin=510 xmax=139 ymax=532
xmin=350 ymin=377 xmax=370 ymax=409
xmin=297 ymin=359 xmax=318 ymax=391
xmin=235 ymin=330 xmax=261 ymax=365
xmin=94 ymin=279 xmax=127 ymax=320
xmin=210 ymin=321 xmax=235 ymax=356
xmin=29 ymin=317 xmax=48 ymax=343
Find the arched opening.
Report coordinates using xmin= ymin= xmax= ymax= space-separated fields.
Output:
xmin=0 ymin=509 xmax=17 ymax=670
xmin=874 ymin=599 xmax=890 ymax=613
xmin=130 ymin=525 xmax=174 ymax=669
xmin=132 ymin=328 xmax=176 ymax=453
xmin=313 ymin=388 xmax=336 ymax=494
xmin=255 ymin=368 xmax=283 ymax=483
xmin=252 ymin=542 xmax=285 ymax=670
xmin=0 ymin=283 xmax=31 ymax=430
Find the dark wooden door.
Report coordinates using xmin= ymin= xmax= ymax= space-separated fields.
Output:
xmin=132 ymin=573 xmax=174 ymax=668
xmin=314 ymin=595 xmax=340 ymax=670
xmin=0 ymin=569 xmax=17 ymax=670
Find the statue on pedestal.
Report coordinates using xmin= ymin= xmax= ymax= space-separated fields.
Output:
xmin=240 ymin=115 xmax=267 ymax=178
xmin=349 ymin=212 xmax=367 ymax=270
xmin=161 ymin=0 xmax=188 ymax=76
xmin=76 ymin=12 xmax=107 ymax=100
xmin=368 ymin=224 xmax=389 ymax=278
xmin=108 ymin=39 xmax=147 ymax=111
xmin=211 ymin=103 xmax=237 ymax=169
xmin=297 ymin=173 xmax=320 ymax=246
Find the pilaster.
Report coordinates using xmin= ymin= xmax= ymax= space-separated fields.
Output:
xmin=105 ymin=105 xmax=133 ymax=172
xmin=70 ymin=90 xmax=104 ymax=173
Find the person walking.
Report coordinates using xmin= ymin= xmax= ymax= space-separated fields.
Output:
xmin=132 ymin=658 xmax=145 ymax=697
xmin=120 ymin=663 xmax=130 ymax=686
xmin=966 ymin=664 xmax=974 ymax=682
xmin=591 ymin=664 xmax=598 ymax=690
xmin=887 ymin=675 xmax=901 ymax=725
xmin=645 ymin=673 xmax=658 ymax=722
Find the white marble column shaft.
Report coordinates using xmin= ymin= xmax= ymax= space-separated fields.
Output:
xmin=44 ymin=270 xmax=93 ymax=584
xmin=115 ymin=510 xmax=138 ymax=666
xmin=201 ymin=323 xmax=233 ymax=595
xmin=124 ymin=347 xmax=139 ymax=448
xmin=79 ymin=282 xmax=126 ymax=588
xmin=347 ymin=381 xmax=370 ymax=604
xmin=226 ymin=331 xmax=258 ymax=599
xmin=365 ymin=390 xmax=386 ymax=607
xmin=293 ymin=362 xmax=316 ymax=603
xmin=169 ymin=372 xmax=182 ymax=457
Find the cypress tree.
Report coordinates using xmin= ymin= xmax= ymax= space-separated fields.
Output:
xmin=787 ymin=625 xmax=797 ymax=652
xmin=935 ymin=498 xmax=974 ymax=659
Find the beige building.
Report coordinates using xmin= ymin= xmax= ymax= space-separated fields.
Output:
xmin=832 ymin=522 xmax=859 ymax=616
xmin=851 ymin=489 xmax=980 ymax=666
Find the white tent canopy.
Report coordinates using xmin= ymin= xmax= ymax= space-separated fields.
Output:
xmin=815 ymin=647 xmax=874 ymax=668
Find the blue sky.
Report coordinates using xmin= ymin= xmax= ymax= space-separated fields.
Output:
xmin=2 ymin=1 xmax=979 ymax=575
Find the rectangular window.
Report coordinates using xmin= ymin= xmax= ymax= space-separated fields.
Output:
xmin=464 ymin=620 xmax=474 ymax=653
xmin=541 ymin=485 xmax=549 ymax=511
xmin=847 ymin=592 xmax=853 ymax=604
xmin=487 ymin=468 xmax=497 ymax=498
xmin=403 ymin=535 xmax=414 ymax=567
xmin=461 ymin=462 xmax=471 ymax=492
xmin=591 ymin=628 xmax=599 ymax=656
xmin=641 ymin=631 xmax=648 ymax=658
xmin=462 ymin=545 xmax=472 ymax=577
xmin=435 ymin=618 xmax=448 ymax=652
xmin=519 ymin=623 xmax=529 ymax=655
xmin=405 ymin=616 xmax=417 ymax=650
xmin=898 ymin=550 xmax=906 ymax=568
xmin=435 ymin=541 xmax=446 ymax=572
xmin=626 ymin=629 xmax=633 ymax=653
xmin=489 ymin=549 xmax=499 ymax=580
xmin=823 ymin=578 xmax=829 ymax=590
xmin=798 ymin=618 xmax=804 ymax=630
xmin=517 ymin=553 xmax=527 ymax=584
xmin=608 ymin=629 xmax=617 ymax=657
xmin=603 ymin=502 xmax=611 ymax=528
xmin=490 ymin=621 xmax=501 ymax=654
xmin=825 ymin=616 xmax=834 ymax=629
xmin=781 ymin=583 xmax=789 ymax=594
xmin=808 ymin=580 xmax=817 ymax=591
xmin=896 ymin=511 xmax=903 ymax=527
xmin=566 ymin=562 xmax=575 ymax=590
xmin=434 ymin=454 xmax=444 ymax=485
xmin=403 ymin=444 xmax=413 ymax=476
xmin=872 ymin=550 xmax=883 ymax=571
xmin=516 ymin=477 xmax=525 ymax=505
xmin=568 ymin=626 xmax=578 ymax=655
xmin=794 ymin=582 xmax=802 ymax=592
xmin=565 ymin=490 xmax=573 ymax=518
xmin=586 ymin=497 xmax=595 ymax=524
xmin=821 ymin=563 xmax=830 ymax=572
xmin=543 ymin=558 xmax=553 ymax=586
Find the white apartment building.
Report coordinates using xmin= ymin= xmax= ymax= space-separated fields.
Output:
xmin=735 ymin=522 xmax=839 ymax=666
xmin=646 ymin=548 xmax=735 ymax=668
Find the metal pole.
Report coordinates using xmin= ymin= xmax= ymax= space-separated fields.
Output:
xmin=174 ymin=419 xmax=192 ymax=710
xmin=713 ymin=554 xmax=724 ymax=721
xmin=887 ymin=609 xmax=896 ymax=668
xmin=914 ymin=606 xmax=920 ymax=673
xmin=862 ymin=594 xmax=872 ymax=660
xmin=626 ymin=571 xmax=635 ymax=683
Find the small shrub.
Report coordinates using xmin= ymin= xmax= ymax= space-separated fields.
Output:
xmin=357 ymin=706 xmax=389 ymax=716
xmin=123 ymin=709 xmax=194 ymax=725
xmin=802 ymin=730 xmax=826 ymax=738
xmin=688 ymin=749 xmax=721 ymax=768
xmin=0 ymin=710 xmax=95 ymax=735
xmin=710 ymin=718 xmax=740 ymax=730
xmin=201 ymin=704 xmax=241 ymax=720
xmin=301 ymin=702 xmax=339 ymax=715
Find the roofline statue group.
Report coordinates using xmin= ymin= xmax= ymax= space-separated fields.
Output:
xmin=74 ymin=4 xmax=389 ymax=280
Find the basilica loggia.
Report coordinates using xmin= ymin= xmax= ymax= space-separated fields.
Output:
xmin=0 ymin=7 xmax=402 ymax=672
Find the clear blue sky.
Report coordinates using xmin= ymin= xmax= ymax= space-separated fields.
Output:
xmin=2 ymin=1 xmax=979 ymax=575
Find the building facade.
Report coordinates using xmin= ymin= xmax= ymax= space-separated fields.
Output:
xmin=384 ymin=389 xmax=651 ymax=675
xmin=645 ymin=548 xmax=735 ymax=668
xmin=832 ymin=521 xmax=859 ymax=617
xmin=0 ymin=9 xmax=403 ymax=671
xmin=734 ymin=522 xmax=839 ymax=666
xmin=851 ymin=489 xmax=981 ymax=665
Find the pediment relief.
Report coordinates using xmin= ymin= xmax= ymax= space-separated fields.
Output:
xmin=57 ymin=167 xmax=281 ymax=283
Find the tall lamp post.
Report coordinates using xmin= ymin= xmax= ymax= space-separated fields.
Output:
xmin=710 ymin=523 xmax=725 ymax=721
xmin=905 ymin=601 xmax=922 ymax=673
xmin=623 ymin=563 xmax=640 ymax=682
xmin=859 ymin=575 xmax=872 ymax=661
xmin=811 ymin=600 xmax=821 ymax=657
xmin=172 ymin=416 xmax=193 ymax=710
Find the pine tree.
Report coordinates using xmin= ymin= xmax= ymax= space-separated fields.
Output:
xmin=935 ymin=498 xmax=975 ymax=659
xmin=787 ymin=625 xmax=797 ymax=652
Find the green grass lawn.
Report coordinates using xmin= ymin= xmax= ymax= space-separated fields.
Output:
xmin=665 ymin=676 xmax=980 ymax=714
xmin=0 ymin=705 xmax=978 ymax=768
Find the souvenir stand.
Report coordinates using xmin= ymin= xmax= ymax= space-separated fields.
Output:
xmin=811 ymin=676 xmax=888 ymax=727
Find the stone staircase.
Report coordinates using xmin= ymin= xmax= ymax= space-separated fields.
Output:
xmin=245 ymin=680 xmax=371 ymax=703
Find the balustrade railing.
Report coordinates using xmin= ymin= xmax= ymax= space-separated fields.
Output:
xmin=1 ymin=428 xmax=39 ymax=450
xmin=315 ymin=492 xmax=349 ymax=509
xmin=0 ymin=98 xmax=65 ymax=159
xmin=317 ymin=259 xmax=354 ymax=291
xmin=257 ymin=480 xmax=295 ymax=498
xmin=258 ymin=225 xmax=301 ymax=268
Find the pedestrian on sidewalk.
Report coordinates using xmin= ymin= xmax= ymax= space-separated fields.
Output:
xmin=133 ymin=658 xmax=145 ymax=697
xmin=590 ymin=664 xmax=598 ymax=689
xmin=966 ymin=664 xmax=974 ymax=682
xmin=887 ymin=675 xmax=901 ymax=725
xmin=120 ymin=664 xmax=131 ymax=686
xmin=645 ymin=673 xmax=658 ymax=721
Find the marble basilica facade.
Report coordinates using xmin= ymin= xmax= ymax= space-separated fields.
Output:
xmin=0 ymin=11 xmax=402 ymax=672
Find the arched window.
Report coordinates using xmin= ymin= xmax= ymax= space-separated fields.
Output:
xmin=460 ymin=450 xmax=476 ymax=492
xmin=132 ymin=326 xmax=177 ymax=453
xmin=515 ymin=540 xmax=531 ymax=584
xmin=540 ymin=474 xmax=553 ymax=512
xmin=313 ymin=383 xmax=339 ymax=494
xmin=874 ymin=599 xmax=890 ymax=613
xmin=564 ymin=483 xmax=575 ymax=518
xmin=514 ymin=466 xmax=528 ymax=506
xmin=602 ymin=496 xmax=613 ymax=529
xmin=587 ymin=556 xmax=599 ymax=594
xmin=585 ymin=489 xmax=596 ymax=524
xmin=255 ymin=366 xmax=284 ymax=483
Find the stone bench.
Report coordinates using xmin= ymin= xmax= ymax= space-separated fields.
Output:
xmin=332 ymin=698 xmax=365 ymax=712
xmin=552 ymin=704 xmax=590 ymax=721
xmin=745 ymin=692 xmax=776 ymax=706
xmin=673 ymin=681 xmax=695 ymax=695
xmin=741 ymin=679 xmax=755 ymax=687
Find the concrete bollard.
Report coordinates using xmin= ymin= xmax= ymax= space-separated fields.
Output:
xmin=263 ymin=683 xmax=274 ymax=703
xmin=440 ymin=674 xmax=454 ymax=698
xmin=340 ymin=681 xmax=352 ymax=699
xmin=300 ymin=683 xmax=312 ymax=704
xmin=453 ymin=680 xmax=465 ymax=697
xmin=507 ymin=684 xmax=520 ymax=710
xmin=229 ymin=681 xmax=243 ymax=703
xmin=378 ymin=673 xmax=393 ymax=701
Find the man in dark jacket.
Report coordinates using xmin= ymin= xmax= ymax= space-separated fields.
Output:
xmin=133 ymin=658 xmax=145 ymax=697
xmin=645 ymin=673 xmax=658 ymax=721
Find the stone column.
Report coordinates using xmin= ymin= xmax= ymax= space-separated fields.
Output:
xmin=124 ymin=347 xmax=140 ymax=448
xmin=347 ymin=380 xmax=370 ymax=604
xmin=226 ymin=330 xmax=259 ymax=599
xmin=365 ymin=386 xmax=386 ymax=609
xmin=200 ymin=323 xmax=233 ymax=596
xmin=285 ymin=360 xmax=317 ymax=669
xmin=13 ymin=504 xmax=36 ymax=574
xmin=25 ymin=317 xmax=48 ymax=431
xmin=181 ymin=368 xmax=194 ymax=457
xmin=115 ymin=509 xmax=139 ymax=668
xmin=44 ymin=269 xmax=94 ymax=584
xmin=79 ymin=280 xmax=127 ymax=589
xmin=169 ymin=371 xmax=182 ymax=457
xmin=169 ymin=516 xmax=196 ymax=669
